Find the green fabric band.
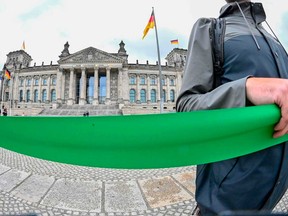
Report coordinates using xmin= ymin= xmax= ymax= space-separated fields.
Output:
xmin=1 ymin=104 xmax=287 ymax=169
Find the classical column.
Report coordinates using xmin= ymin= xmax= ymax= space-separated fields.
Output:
xmin=176 ymin=72 xmax=182 ymax=98
xmin=56 ymin=68 xmax=63 ymax=103
xmin=79 ymin=67 xmax=87 ymax=105
xmin=167 ymin=76 xmax=171 ymax=102
xmin=67 ymin=68 xmax=75 ymax=105
xmin=136 ymin=74 xmax=140 ymax=103
xmin=12 ymin=72 xmax=19 ymax=104
xmin=117 ymin=67 xmax=123 ymax=104
xmin=23 ymin=77 xmax=27 ymax=102
xmin=47 ymin=76 xmax=51 ymax=103
xmin=122 ymin=67 xmax=129 ymax=104
xmin=105 ymin=67 xmax=110 ymax=104
xmin=61 ymin=72 xmax=66 ymax=103
xmin=147 ymin=75 xmax=151 ymax=104
xmin=39 ymin=76 xmax=43 ymax=102
xmin=92 ymin=67 xmax=99 ymax=105
xmin=157 ymin=75 xmax=161 ymax=102
xmin=30 ymin=76 xmax=35 ymax=103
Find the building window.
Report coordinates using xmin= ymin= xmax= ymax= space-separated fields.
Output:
xmin=51 ymin=77 xmax=56 ymax=85
xmin=34 ymin=89 xmax=38 ymax=102
xmin=170 ymin=78 xmax=175 ymax=86
xmin=19 ymin=90 xmax=23 ymax=102
xmin=129 ymin=76 xmax=136 ymax=85
xmin=170 ymin=90 xmax=175 ymax=102
xmin=26 ymin=90 xmax=30 ymax=101
xmin=43 ymin=78 xmax=47 ymax=86
xmin=150 ymin=77 xmax=156 ymax=85
xmin=34 ymin=79 xmax=39 ymax=86
xmin=27 ymin=79 xmax=31 ymax=86
xmin=140 ymin=89 xmax=146 ymax=103
xmin=42 ymin=89 xmax=47 ymax=102
xmin=151 ymin=89 xmax=157 ymax=103
xmin=162 ymin=90 xmax=166 ymax=102
xmin=20 ymin=80 xmax=24 ymax=87
xmin=161 ymin=78 xmax=166 ymax=86
xmin=140 ymin=77 xmax=145 ymax=85
xmin=129 ymin=89 xmax=136 ymax=103
xmin=51 ymin=89 xmax=56 ymax=102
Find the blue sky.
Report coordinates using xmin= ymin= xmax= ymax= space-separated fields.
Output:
xmin=0 ymin=0 xmax=287 ymax=69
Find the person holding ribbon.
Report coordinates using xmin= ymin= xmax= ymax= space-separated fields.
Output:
xmin=176 ymin=0 xmax=288 ymax=215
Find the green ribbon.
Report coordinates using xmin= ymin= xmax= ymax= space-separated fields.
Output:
xmin=1 ymin=104 xmax=288 ymax=169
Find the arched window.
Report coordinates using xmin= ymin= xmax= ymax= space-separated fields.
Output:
xmin=140 ymin=89 xmax=146 ymax=103
xmin=170 ymin=90 xmax=175 ymax=102
xmin=51 ymin=89 xmax=56 ymax=102
xmin=151 ymin=89 xmax=157 ymax=103
xmin=42 ymin=89 xmax=47 ymax=102
xmin=34 ymin=89 xmax=38 ymax=102
xmin=129 ymin=89 xmax=136 ymax=103
xmin=26 ymin=90 xmax=30 ymax=101
xmin=34 ymin=79 xmax=39 ymax=86
xmin=19 ymin=90 xmax=23 ymax=102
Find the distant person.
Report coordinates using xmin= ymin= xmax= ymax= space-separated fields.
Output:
xmin=3 ymin=107 xmax=7 ymax=116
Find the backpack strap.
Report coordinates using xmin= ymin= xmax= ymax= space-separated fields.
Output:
xmin=210 ymin=18 xmax=226 ymax=88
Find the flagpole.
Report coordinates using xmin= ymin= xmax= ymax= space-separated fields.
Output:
xmin=9 ymin=75 xmax=13 ymax=116
xmin=1 ymin=76 xmax=4 ymax=112
xmin=152 ymin=7 xmax=164 ymax=113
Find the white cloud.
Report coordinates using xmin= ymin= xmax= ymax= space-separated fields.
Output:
xmin=0 ymin=0 xmax=287 ymax=69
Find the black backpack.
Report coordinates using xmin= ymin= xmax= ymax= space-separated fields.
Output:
xmin=210 ymin=17 xmax=226 ymax=88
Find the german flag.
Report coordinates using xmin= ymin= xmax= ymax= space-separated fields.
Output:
xmin=4 ymin=68 xmax=11 ymax=80
xmin=170 ymin=39 xmax=179 ymax=45
xmin=142 ymin=11 xmax=155 ymax=39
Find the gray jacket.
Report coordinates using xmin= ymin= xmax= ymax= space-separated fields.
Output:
xmin=176 ymin=2 xmax=288 ymax=215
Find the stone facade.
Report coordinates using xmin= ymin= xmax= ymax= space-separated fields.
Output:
xmin=0 ymin=41 xmax=186 ymax=115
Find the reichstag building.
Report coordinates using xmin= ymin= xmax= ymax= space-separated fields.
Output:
xmin=0 ymin=41 xmax=186 ymax=116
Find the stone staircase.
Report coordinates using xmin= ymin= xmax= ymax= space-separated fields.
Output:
xmin=38 ymin=104 xmax=123 ymax=116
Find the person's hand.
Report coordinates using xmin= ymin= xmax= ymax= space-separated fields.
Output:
xmin=246 ymin=77 xmax=288 ymax=138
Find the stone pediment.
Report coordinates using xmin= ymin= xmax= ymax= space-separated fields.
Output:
xmin=58 ymin=47 xmax=124 ymax=64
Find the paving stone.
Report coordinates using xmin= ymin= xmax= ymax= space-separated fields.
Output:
xmin=138 ymin=176 xmax=193 ymax=209
xmin=105 ymin=180 xmax=147 ymax=212
xmin=1 ymin=148 xmax=288 ymax=215
xmin=173 ymin=171 xmax=196 ymax=195
xmin=0 ymin=169 xmax=30 ymax=192
xmin=40 ymin=178 xmax=102 ymax=212
xmin=11 ymin=174 xmax=55 ymax=203
xmin=0 ymin=164 xmax=10 ymax=174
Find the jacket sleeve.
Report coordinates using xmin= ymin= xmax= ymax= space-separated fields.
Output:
xmin=176 ymin=18 xmax=248 ymax=112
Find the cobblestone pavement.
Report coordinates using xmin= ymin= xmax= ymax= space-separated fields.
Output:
xmin=0 ymin=147 xmax=287 ymax=216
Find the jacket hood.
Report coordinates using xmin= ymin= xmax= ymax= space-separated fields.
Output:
xmin=219 ymin=1 xmax=266 ymax=24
